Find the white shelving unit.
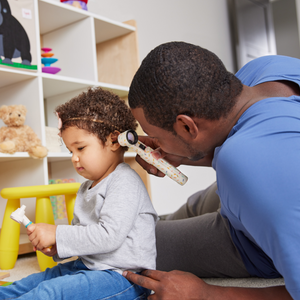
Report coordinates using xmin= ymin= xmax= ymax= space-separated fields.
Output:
xmin=0 ymin=0 xmax=146 ymax=234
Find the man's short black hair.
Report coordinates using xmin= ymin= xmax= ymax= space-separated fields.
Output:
xmin=129 ymin=42 xmax=243 ymax=132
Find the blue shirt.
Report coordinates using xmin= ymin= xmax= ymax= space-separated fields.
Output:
xmin=212 ymin=55 xmax=300 ymax=299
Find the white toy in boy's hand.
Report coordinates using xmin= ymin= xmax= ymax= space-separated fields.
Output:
xmin=118 ymin=130 xmax=188 ymax=186
xmin=10 ymin=205 xmax=33 ymax=228
xmin=11 ymin=205 xmax=52 ymax=251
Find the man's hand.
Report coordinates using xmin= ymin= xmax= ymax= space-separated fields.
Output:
xmin=136 ymin=136 xmax=185 ymax=177
xmin=123 ymin=269 xmax=211 ymax=300
xmin=136 ymin=136 xmax=214 ymax=175
xmin=27 ymin=223 xmax=57 ymax=251
xmin=123 ymin=269 xmax=292 ymax=300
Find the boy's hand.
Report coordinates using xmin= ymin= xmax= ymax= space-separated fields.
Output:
xmin=27 ymin=223 xmax=57 ymax=251
xmin=40 ymin=244 xmax=58 ymax=257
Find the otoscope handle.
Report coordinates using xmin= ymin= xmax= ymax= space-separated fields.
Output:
xmin=118 ymin=130 xmax=188 ymax=186
xmin=23 ymin=216 xmax=33 ymax=228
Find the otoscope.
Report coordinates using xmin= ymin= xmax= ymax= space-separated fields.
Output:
xmin=10 ymin=205 xmax=33 ymax=228
xmin=118 ymin=130 xmax=188 ymax=186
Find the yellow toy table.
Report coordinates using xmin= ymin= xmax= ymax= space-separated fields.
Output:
xmin=0 ymin=183 xmax=80 ymax=271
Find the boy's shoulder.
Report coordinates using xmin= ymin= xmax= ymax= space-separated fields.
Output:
xmin=78 ymin=163 xmax=145 ymax=192
xmin=108 ymin=162 xmax=147 ymax=191
xmin=113 ymin=162 xmax=141 ymax=181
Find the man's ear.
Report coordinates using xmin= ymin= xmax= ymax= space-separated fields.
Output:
xmin=108 ymin=131 xmax=121 ymax=151
xmin=174 ymin=115 xmax=198 ymax=139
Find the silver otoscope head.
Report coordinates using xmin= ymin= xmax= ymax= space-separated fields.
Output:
xmin=118 ymin=129 xmax=139 ymax=147
xmin=125 ymin=130 xmax=138 ymax=145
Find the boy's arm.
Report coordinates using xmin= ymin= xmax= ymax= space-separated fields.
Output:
xmin=55 ymin=174 xmax=143 ymax=258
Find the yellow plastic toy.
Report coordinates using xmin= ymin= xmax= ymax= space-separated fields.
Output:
xmin=0 ymin=183 xmax=80 ymax=271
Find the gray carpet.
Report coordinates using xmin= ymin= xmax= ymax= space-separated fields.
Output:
xmin=203 ymin=277 xmax=285 ymax=288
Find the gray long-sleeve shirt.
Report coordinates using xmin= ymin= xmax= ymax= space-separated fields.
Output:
xmin=55 ymin=163 xmax=158 ymax=273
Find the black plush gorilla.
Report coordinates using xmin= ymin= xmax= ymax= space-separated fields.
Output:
xmin=0 ymin=0 xmax=31 ymax=65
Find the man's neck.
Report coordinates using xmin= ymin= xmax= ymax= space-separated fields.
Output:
xmin=253 ymin=80 xmax=300 ymax=98
xmin=227 ymin=80 xmax=300 ymax=129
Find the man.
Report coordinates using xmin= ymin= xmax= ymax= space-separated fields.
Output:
xmin=122 ymin=42 xmax=300 ymax=299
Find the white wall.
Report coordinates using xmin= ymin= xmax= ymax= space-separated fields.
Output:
xmin=296 ymin=0 xmax=300 ymax=50
xmin=272 ymin=0 xmax=300 ymax=59
xmin=87 ymin=0 xmax=235 ymax=72
xmin=71 ymin=0 xmax=233 ymax=215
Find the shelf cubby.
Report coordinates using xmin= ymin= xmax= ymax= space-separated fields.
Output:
xmin=0 ymin=1 xmax=146 ymax=240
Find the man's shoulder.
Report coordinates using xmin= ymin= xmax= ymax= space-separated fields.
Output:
xmin=236 ymin=55 xmax=300 ymax=86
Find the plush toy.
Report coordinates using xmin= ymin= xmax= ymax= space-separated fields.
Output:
xmin=0 ymin=104 xmax=48 ymax=159
xmin=60 ymin=0 xmax=88 ymax=10
xmin=0 ymin=0 xmax=32 ymax=65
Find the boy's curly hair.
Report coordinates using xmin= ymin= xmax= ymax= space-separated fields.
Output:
xmin=129 ymin=42 xmax=243 ymax=132
xmin=55 ymin=87 xmax=137 ymax=145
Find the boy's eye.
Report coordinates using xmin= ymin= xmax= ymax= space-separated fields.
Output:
xmin=78 ymin=147 xmax=85 ymax=151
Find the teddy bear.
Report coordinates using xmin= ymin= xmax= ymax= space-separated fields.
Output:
xmin=0 ymin=104 xmax=48 ymax=159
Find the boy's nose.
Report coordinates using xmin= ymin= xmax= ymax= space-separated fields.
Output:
xmin=72 ymin=154 xmax=79 ymax=162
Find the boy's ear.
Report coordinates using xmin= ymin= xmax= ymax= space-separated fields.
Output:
xmin=109 ymin=131 xmax=121 ymax=151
